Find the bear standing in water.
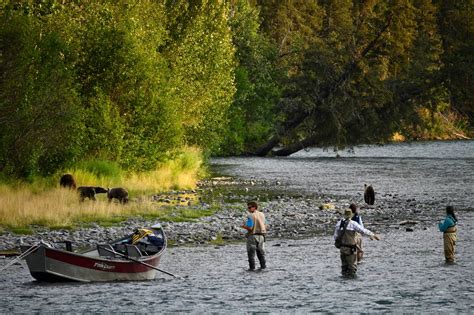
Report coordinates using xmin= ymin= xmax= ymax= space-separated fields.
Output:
xmin=364 ymin=184 xmax=375 ymax=205
xmin=60 ymin=174 xmax=76 ymax=189
xmin=107 ymin=187 xmax=129 ymax=204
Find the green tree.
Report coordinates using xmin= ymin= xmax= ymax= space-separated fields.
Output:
xmin=437 ymin=0 xmax=474 ymax=127
xmin=252 ymin=0 xmax=453 ymax=156
xmin=0 ymin=11 xmax=83 ymax=177
xmin=74 ymin=1 xmax=181 ymax=170
xmin=219 ymin=0 xmax=281 ymax=155
xmin=165 ymin=0 xmax=236 ymax=152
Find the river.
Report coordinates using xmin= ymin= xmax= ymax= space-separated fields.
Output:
xmin=1 ymin=140 xmax=473 ymax=313
xmin=212 ymin=140 xmax=474 ymax=209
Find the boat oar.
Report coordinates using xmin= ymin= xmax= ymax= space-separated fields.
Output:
xmin=100 ymin=246 xmax=182 ymax=279
xmin=0 ymin=242 xmax=40 ymax=273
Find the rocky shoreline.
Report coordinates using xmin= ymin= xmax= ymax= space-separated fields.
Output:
xmin=0 ymin=177 xmax=442 ymax=252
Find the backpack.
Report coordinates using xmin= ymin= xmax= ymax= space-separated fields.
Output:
xmin=334 ymin=219 xmax=348 ymax=248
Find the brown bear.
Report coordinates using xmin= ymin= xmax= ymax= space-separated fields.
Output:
xmin=77 ymin=186 xmax=108 ymax=202
xmin=94 ymin=187 xmax=108 ymax=194
xmin=60 ymin=174 xmax=76 ymax=189
xmin=364 ymin=184 xmax=375 ymax=205
xmin=107 ymin=187 xmax=129 ymax=204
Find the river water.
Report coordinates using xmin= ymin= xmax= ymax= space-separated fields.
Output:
xmin=212 ymin=140 xmax=474 ymax=209
xmin=1 ymin=140 xmax=473 ymax=313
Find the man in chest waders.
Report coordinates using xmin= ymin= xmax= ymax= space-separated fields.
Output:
xmin=334 ymin=209 xmax=380 ymax=277
xmin=241 ymin=201 xmax=267 ymax=271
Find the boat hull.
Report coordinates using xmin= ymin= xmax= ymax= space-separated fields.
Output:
xmin=22 ymin=244 xmax=162 ymax=282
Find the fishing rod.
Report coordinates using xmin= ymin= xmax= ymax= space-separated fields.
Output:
xmin=100 ymin=246 xmax=183 ymax=280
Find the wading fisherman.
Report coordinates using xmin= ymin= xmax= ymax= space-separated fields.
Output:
xmin=334 ymin=209 xmax=380 ymax=277
xmin=438 ymin=206 xmax=458 ymax=264
xmin=241 ymin=201 xmax=267 ymax=271
xmin=349 ymin=203 xmax=364 ymax=262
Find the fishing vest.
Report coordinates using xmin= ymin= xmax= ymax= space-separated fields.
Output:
xmin=352 ymin=214 xmax=362 ymax=225
xmin=340 ymin=220 xmax=357 ymax=247
xmin=249 ymin=211 xmax=266 ymax=235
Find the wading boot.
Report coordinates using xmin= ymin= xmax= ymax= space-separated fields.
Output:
xmin=248 ymin=259 xmax=256 ymax=271
xmin=257 ymin=252 xmax=266 ymax=269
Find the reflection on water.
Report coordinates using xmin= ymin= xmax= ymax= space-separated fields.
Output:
xmin=1 ymin=140 xmax=473 ymax=312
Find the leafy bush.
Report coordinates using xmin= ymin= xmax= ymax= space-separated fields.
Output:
xmin=75 ymin=160 xmax=122 ymax=180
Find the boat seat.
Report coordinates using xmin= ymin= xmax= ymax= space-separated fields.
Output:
xmin=135 ymin=244 xmax=160 ymax=255
xmin=97 ymin=244 xmax=115 ymax=257
xmin=125 ymin=245 xmax=142 ymax=258
xmin=113 ymin=244 xmax=127 ymax=255
xmin=144 ymin=244 xmax=160 ymax=254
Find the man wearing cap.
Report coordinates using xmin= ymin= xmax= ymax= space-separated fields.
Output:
xmin=334 ymin=208 xmax=380 ymax=277
xmin=241 ymin=201 xmax=267 ymax=271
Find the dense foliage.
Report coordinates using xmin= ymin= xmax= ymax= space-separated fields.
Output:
xmin=0 ymin=0 xmax=472 ymax=177
xmin=252 ymin=0 xmax=473 ymax=155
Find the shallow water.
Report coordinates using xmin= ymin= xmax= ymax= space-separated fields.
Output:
xmin=1 ymin=140 xmax=473 ymax=312
xmin=1 ymin=220 xmax=473 ymax=313
xmin=213 ymin=140 xmax=474 ymax=209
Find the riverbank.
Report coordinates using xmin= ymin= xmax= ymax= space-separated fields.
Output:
xmin=2 ymin=140 xmax=472 ymax=314
xmin=0 ymin=148 xmax=203 ymax=230
xmin=0 ymin=176 xmax=447 ymax=252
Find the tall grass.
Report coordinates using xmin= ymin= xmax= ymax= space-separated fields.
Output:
xmin=65 ymin=147 xmax=204 ymax=192
xmin=0 ymin=185 xmax=161 ymax=228
xmin=0 ymin=147 xmax=206 ymax=229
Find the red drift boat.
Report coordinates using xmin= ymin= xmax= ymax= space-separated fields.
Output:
xmin=20 ymin=224 xmax=169 ymax=282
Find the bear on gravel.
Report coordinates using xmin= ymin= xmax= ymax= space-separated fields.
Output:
xmin=364 ymin=184 xmax=375 ymax=205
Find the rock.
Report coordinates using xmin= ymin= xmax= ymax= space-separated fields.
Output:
xmin=398 ymin=220 xmax=419 ymax=225
xmin=0 ymin=175 xmax=450 ymax=250
xmin=319 ymin=203 xmax=335 ymax=210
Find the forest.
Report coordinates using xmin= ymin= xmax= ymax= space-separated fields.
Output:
xmin=1 ymin=0 xmax=472 ymax=179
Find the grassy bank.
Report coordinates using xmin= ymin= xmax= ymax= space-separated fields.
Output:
xmin=0 ymin=148 xmax=214 ymax=232
xmin=391 ymin=108 xmax=472 ymax=142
